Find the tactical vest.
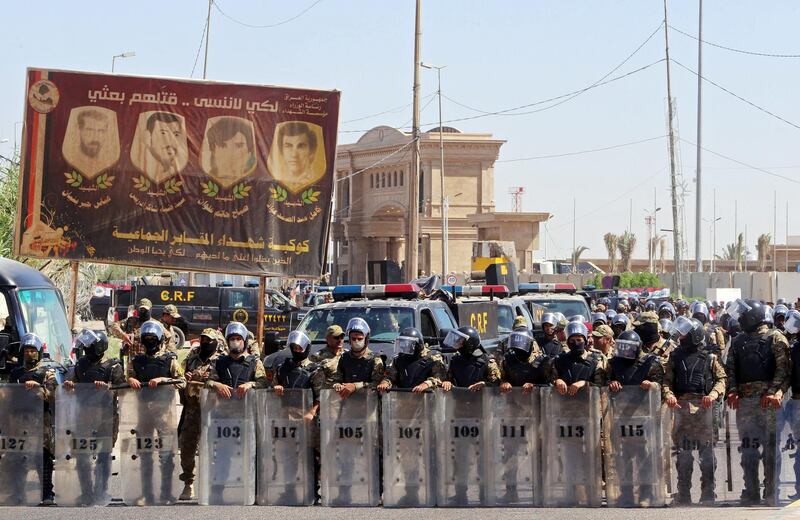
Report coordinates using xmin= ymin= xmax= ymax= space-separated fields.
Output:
xmin=554 ymin=351 xmax=599 ymax=385
xmin=791 ymin=342 xmax=800 ymax=396
xmin=75 ymin=357 xmax=118 ymax=383
xmin=609 ymin=354 xmax=656 ymax=386
xmin=733 ymin=333 xmax=775 ymax=384
xmin=215 ymin=355 xmax=258 ymax=387
xmin=392 ymin=355 xmax=434 ymax=388
xmin=672 ymin=348 xmax=713 ymax=395
xmin=338 ymin=352 xmax=377 ymax=384
xmin=449 ymin=353 xmax=489 ymax=387
xmin=540 ymin=338 xmax=563 ymax=358
xmin=276 ymin=359 xmax=317 ymax=389
xmin=503 ymin=353 xmax=549 ymax=386
xmin=703 ymin=325 xmax=721 ymax=355
xmin=10 ymin=365 xmax=47 ymax=385
xmin=132 ymin=353 xmax=174 ymax=382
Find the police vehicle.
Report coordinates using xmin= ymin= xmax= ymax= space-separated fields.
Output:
xmin=0 ymin=258 xmax=73 ymax=374
xmin=517 ymin=283 xmax=591 ymax=323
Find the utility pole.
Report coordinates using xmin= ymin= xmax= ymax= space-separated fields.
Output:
xmin=694 ymin=0 xmax=703 ymax=273
xmin=421 ymin=62 xmax=446 ymax=276
xmin=203 ymin=0 xmax=212 ymax=79
xmin=774 ymin=191 xmax=778 ymax=271
xmin=572 ymin=197 xmax=576 ymax=274
xmin=787 ymin=201 xmax=790 ymax=272
xmin=663 ymin=0 xmax=683 ymax=296
xmin=406 ymin=0 xmax=422 ymax=281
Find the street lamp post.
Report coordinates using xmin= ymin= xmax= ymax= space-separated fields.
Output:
xmin=543 ymin=214 xmax=554 ymax=261
xmin=420 ymin=62 xmax=446 ymax=277
xmin=111 ymin=51 xmax=136 ymax=73
xmin=645 ymin=206 xmax=662 ymax=273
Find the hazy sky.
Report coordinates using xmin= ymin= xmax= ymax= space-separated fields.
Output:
xmin=2 ymin=1 xmax=798 ymax=262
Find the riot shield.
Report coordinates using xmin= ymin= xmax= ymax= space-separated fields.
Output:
xmin=319 ymin=389 xmax=380 ymax=506
xmin=382 ymin=389 xmax=436 ymax=508
xmin=0 ymin=384 xmax=44 ymax=505
xmin=714 ymin=397 xmax=774 ymax=505
xmin=256 ymin=388 xmax=315 ymax=506
xmin=775 ymin=397 xmax=800 ymax=506
xmin=604 ymin=386 xmax=666 ymax=507
xmin=668 ymin=398 xmax=718 ymax=505
xmin=485 ymin=386 xmax=540 ymax=506
xmin=198 ymin=389 xmax=256 ymax=505
xmin=540 ymin=386 xmax=602 ymax=507
xmin=435 ymin=387 xmax=487 ymax=507
xmin=54 ymin=384 xmax=115 ymax=506
xmin=118 ymin=386 xmax=181 ymax=505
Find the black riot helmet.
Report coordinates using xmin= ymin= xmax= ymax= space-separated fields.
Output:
xmin=507 ymin=330 xmax=534 ymax=359
xmin=75 ymin=329 xmax=109 ymax=361
xmin=690 ymin=301 xmax=710 ymax=324
xmin=615 ymin=330 xmax=642 ymax=360
xmin=286 ymin=330 xmax=311 ymax=362
xmin=444 ymin=326 xmax=482 ymax=356
xmin=737 ymin=299 xmax=771 ymax=333
xmin=395 ymin=327 xmax=425 ymax=357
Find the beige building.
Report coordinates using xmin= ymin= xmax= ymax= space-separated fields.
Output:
xmin=331 ymin=125 xmax=548 ymax=284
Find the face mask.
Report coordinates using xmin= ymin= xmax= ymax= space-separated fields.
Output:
xmin=680 ymin=336 xmax=695 ymax=349
xmin=635 ymin=323 xmax=660 ymax=345
xmin=85 ymin=347 xmax=102 ymax=362
xmin=568 ymin=339 xmax=586 ymax=353
xmin=199 ymin=340 xmax=216 ymax=359
xmin=142 ymin=336 xmax=160 ymax=354
xmin=291 ymin=347 xmax=308 ymax=362
xmin=350 ymin=339 xmax=366 ymax=352
xmin=512 ymin=348 xmax=529 ymax=361
xmin=228 ymin=339 xmax=245 ymax=354
xmin=23 ymin=351 xmax=39 ymax=368
xmin=138 ymin=310 xmax=151 ymax=323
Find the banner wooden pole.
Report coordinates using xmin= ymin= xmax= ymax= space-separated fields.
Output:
xmin=68 ymin=261 xmax=79 ymax=330
xmin=256 ymin=275 xmax=266 ymax=351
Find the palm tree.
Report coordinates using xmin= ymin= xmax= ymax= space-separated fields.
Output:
xmin=571 ymin=246 xmax=590 ymax=274
xmin=659 ymin=236 xmax=667 ymax=274
xmin=757 ymin=233 xmax=771 ymax=271
xmin=716 ymin=233 xmax=745 ymax=270
xmin=617 ymin=231 xmax=637 ymax=272
xmin=603 ymin=233 xmax=618 ymax=272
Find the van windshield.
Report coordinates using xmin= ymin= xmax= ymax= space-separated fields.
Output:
xmin=297 ymin=307 xmax=415 ymax=342
xmin=17 ymin=289 xmax=72 ymax=363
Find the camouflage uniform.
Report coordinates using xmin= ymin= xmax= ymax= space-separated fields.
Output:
xmin=380 ymin=346 xmax=446 ymax=389
xmin=179 ymin=343 xmax=219 ymax=488
xmin=608 ymin=350 xmax=664 ymax=386
xmin=444 ymin=351 xmax=501 ymax=387
xmin=496 ymin=349 xmax=552 ymax=386
xmin=548 ymin=349 xmax=609 ymax=386
xmin=331 ymin=348 xmax=385 ymax=389
xmin=309 ymin=347 xmax=342 ymax=397
xmin=205 ymin=354 xmax=268 ymax=390
xmin=704 ymin=323 xmax=727 ymax=356
xmin=724 ymin=325 xmax=790 ymax=503
xmin=634 ymin=312 xmax=675 ymax=366
xmin=663 ymin=347 xmax=726 ymax=503
xmin=126 ymin=351 xmax=183 ymax=383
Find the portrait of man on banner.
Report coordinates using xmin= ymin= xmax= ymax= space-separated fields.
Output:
xmin=61 ymin=106 xmax=120 ymax=179
xmin=130 ymin=111 xmax=189 ymax=184
xmin=200 ymin=116 xmax=257 ymax=189
xmin=267 ymin=121 xmax=326 ymax=194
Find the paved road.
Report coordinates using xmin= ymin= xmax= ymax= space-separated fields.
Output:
xmin=0 ymin=505 xmax=791 ymax=520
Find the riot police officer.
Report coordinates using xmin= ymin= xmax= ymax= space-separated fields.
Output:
xmin=63 ymin=329 xmax=124 ymax=504
xmin=725 ymin=299 xmax=790 ymax=506
xmin=782 ymin=310 xmax=800 ymax=499
xmin=774 ymin=304 xmax=789 ymax=334
xmin=663 ymin=316 xmax=726 ymax=505
xmin=178 ymin=328 xmax=221 ymax=501
xmin=591 ymin=312 xmax=608 ymax=330
xmin=608 ymin=330 xmax=664 ymax=390
xmin=10 ymin=333 xmax=56 ymax=505
xmin=441 ymin=326 xmax=501 ymax=391
xmin=378 ymin=327 xmax=446 ymax=392
xmin=331 ymin=318 xmax=385 ymax=398
xmin=538 ymin=313 xmax=565 ymax=358
xmin=207 ymin=322 xmax=268 ymax=398
xmin=498 ymin=329 xmax=550 ymax=392
xmin=634 ymin=312 xmax=674 ymax=365
xmin=551 ymin=322 xmax=608 ymax=395
xmin=658 ymin=302 xmax=676 ymax=321
xmin=611 ymin=314 xmax=629 ymax=338
xmin=690 ymin=301 xmax=726 ymax=355
xmin=126 ymin=320 xmax=184 ymax=505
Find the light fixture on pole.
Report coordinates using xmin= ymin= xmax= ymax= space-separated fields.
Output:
xmin=644 ymin=206 xmax=662 ymax=273
xmin=111 ymin=51 xmax=136 ymax=73
xmin=420 ymin=62 xmax=447 ymax=276
xmin=543 ymin=214 xmax=554 ymax=261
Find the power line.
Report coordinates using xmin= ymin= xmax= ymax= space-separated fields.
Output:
xmin=340 ymin=92 xmax=436 ymax=124
xmin=335 ymin=138 xmax=418 ymax=183
xmin=680 ymin=138 xmax=800 ymax=185
xmin=496 ymin=135 xmax=666 ymax=163
xmin=671 ymin=58 xmax=800 ymax=131
xmin=212 ymin=0 xmax=324 ymax=29
xmin=335 ymin=144 xmax=414 ymax=217
xmin=339 ymin=93 xmax=437 ymax=134
xmin=669 ymin=24 xmax=800 ymax=58
xmin=190 ymin=15 xmax=209 ymax=78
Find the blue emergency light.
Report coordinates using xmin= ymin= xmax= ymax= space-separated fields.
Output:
xmin=333 ymin=283 xmax=420 ymax=301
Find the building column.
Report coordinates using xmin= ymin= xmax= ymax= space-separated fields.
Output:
xmin=389 ymin=238 xmax=405 ymax=265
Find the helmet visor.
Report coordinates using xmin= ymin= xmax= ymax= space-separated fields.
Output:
xmin=287 ymin=330 xmax=310 ymax=350
xmin=615 ymin=339 xmax=640 ymax=360
xmin=443 ymin=329 xmax=469 ymax=350
xmin=784 ymin=310 xmax=800 ymax=335
xmin=671 ymin=316 xmax=694 ymax=338
xmin=75 ymin=329 xmax=100 ymax=349
xmin=725 ymin=299 xmax=751 ymax=321
xmin=394 ymin=336 xmax=418 ymax=356
xmin=508 ymin=331 xmax=532 ymax=354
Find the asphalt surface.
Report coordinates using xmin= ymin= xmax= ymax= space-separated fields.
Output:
xmin=0 ymin=505 xmax=791 ymax=520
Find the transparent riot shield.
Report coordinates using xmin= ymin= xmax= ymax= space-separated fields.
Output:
xmin=714 ymin=397 xmax=774 ymax=505
xmin=0 ymin=384 xmax=44 ymax=505
xmin=197 ymin=389 xmax=256 ymax=505
xmin=54 ymin=384 xmax=115 ymax=506
xmin=319 ymin=389 xmax=380 ymax=506
xmin=668 ymin=398 xmax=719 ymax=505
xmin=775 ymin=397 xmax=800 ymax=506
xmin=485 ymin=386 xmax=540 ymax=506
xmin=541 ymin=386 xmax=601 ymax=507
xmin=604 ymin=386 xmax=666 ymax=507
xmin=256 ymin=388 xmax=315 ymax=506
xmin=382 ymin=389 xmax=436 ymax=508
xmin=435 ymin=387 xmax=487 ymax=507
xmin=118 ymin=386 xmax=181 ymax=505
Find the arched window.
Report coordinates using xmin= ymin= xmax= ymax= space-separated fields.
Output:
xmin=400 ymin=170 xmax=404 ymax=186
xmin=381 ymin=172 xmax=386 ymax=188
xmin=370 ymin=173 xmax=374 ymax=189
xmin=393 ymin=171 xmax=398 ymax=186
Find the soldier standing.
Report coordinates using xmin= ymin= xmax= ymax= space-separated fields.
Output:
xmin=178 ymin=328 xmax=221 ymax=501
xmin=663 ymin=316 xmax=726 ymax=506
xmin=725 ymin=299 xmax=790 ymax=506
xmin=10 ymin=333 xmax=56 ymax=505
xmin=690 ymin=301 xmax=726 ymax=355
xmin=538 ymin=313 xmax=565 ymax=358
xmin=634 ymin=311 xmax=674 ymax=365
xmin=551 ymin=322 xmax=608 ymax=395
xmin=377 ymin=327 xmax=446 ymax=393
xmin=63 ymin=329 xmax=124 ymax=504
xmin=331 ymin=318 xmax=384 ymax=398
xmin=206 ymin=322 xmax=268 ymax=399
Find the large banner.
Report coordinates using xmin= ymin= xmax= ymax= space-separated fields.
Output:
xmin=15 ymin=68 xmax=340 ymax=277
